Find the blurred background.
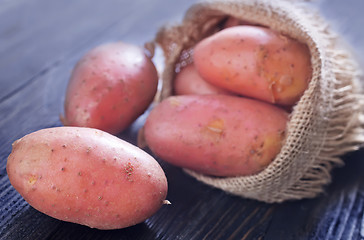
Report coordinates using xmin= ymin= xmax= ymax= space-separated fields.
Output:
xmin=1 ymin=0 xmax=364 ymax=239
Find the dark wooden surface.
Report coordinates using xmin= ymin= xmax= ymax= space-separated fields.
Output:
xmin=1 ymin=0 xmax=364 ymax=239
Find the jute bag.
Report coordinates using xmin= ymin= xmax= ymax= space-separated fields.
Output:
xmin=145 ymin=0 xmax=364 ymax=203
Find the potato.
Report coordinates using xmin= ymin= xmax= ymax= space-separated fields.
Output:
xmin=6 ymin=127 xmax=168 ymax=230
xmin=193 ymin=26 xmax=312 ymax=105
xmin=62 ymin=41 xmax=158 ymax=134
xmin=144 ymin=95 xmax=288 ymax=177
xmin=174 ymin=64 xmax=233 ymax=95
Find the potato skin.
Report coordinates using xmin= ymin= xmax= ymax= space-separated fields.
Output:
xmin=174 ymin=64 xmax=233 ymax=95
xmin=144 ymin=95 xmax=288 ymax=177
xmin=193 ymin=26 xmax=312 ymax=106
xmin=63 ymin=42 xmax=158 ymax=134
xmin=6 ymin=127 xmax=167 ymax=230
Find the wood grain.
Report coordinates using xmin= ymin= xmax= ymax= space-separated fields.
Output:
xmin=0 ymin=0 xmax=364 ymax=239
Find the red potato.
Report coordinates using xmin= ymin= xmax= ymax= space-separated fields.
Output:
xmin=62 ymin=42 xmax=158 ymax=134
xmin=193 ymin=26 xmax=312 ymax=106
xmin=174 ymin=64 xmax=233 ymax=95
xmin=144 ymin=95 xmax=288 ymax=177
xmin=6 ymin=127 xmax=168 ymax=230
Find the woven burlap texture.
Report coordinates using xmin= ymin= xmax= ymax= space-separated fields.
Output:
xmin=152 ymin=0 xmax=364 ymax=203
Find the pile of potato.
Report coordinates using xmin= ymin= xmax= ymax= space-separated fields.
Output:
xmin=145 ymin=18 xmax=312 ymax=177
xmin=7 ymin=42 xmax=167 ymax=229
xmin=6 ymin=17 xmax=312 ymax=229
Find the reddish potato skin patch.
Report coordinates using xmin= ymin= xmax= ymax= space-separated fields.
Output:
xmin=6 ymin=127 xmax=167 ymax=230
xmin=144 ymin=95 xmax=288 ymax=177
xmin=174 ymin=64 xmax=234 ymax=95
xmin=63 ymin=42 xmax=158 ymax=134
xmin=194 ymin=26 xmax=312 ymax=106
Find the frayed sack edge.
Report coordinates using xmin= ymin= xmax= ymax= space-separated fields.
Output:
xmin=142 ymin=0 xmax=364 ymax=203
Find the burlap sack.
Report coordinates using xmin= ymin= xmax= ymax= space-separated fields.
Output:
xmin=146 ymin=0 xmax=364 ymax=203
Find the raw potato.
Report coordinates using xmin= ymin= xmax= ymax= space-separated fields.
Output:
xmin=174 ymin=64 xmax=233 ymax=95
xmin=193 ymin=26 xmax=312 ymax=105
xmin=6 ymin=127 xmax=168 ymax=230
xmin=144 ymin=95 xmax=288 ymax=177
xmin=62 ymin=42 xmax=158 ymax=134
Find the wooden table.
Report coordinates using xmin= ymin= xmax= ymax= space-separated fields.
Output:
xmin=1 ymin=0 xmax=364 ymax=239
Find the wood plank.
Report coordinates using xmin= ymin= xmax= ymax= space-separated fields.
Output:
xmin=0 ymin=1 xmax=197 ymax=239
xmin=0 ymin=0 xmax=364 ymax=239
xmin=0 ymin=0 xmax=192 ymax=102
